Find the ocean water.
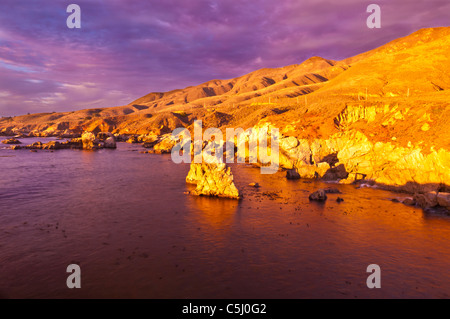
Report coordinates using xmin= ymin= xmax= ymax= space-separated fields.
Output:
xmin=0 ymin=137 xmax=449 ymax=298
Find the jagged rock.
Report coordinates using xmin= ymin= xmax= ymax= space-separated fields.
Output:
xmin=153 ymin=134 xmax=178 ymax=153
xmin=114 ymin=134 xmax=128 ymax=142
xmin=296 ymin=165 xmax=317 ymax=179
xmin=322 ymin=164 xmax=348 ymax=180
xmin=10 ymin=139 xmax=83 ymax=150
xmin=2 ymin=138 xmax=21 ymax=144
xmin=286 ymin=168 xmax=300 ymax=180
xmin=325 ymin=188 xmax=341 ymax=194
xmin=437 ymin=193 xmax=450 ymax=210
xmin=186 ymin=163 xmax=240 ymax=199
xmin=309 ymin=189 xmax=327 ymax=202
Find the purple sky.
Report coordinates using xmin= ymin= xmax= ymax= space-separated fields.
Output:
xmin=0 ymin=0 xmax=449 ymax=116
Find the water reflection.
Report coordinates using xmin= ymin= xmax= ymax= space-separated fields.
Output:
xmin=187 ymin=194 xmax=239 ymax=230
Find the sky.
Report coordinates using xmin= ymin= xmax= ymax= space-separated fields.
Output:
xmin=0 ymin=0 xmax=449 ymax=116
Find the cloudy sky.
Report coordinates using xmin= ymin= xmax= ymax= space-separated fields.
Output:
xmin=0 ymin=0 xmax=449 ymax=116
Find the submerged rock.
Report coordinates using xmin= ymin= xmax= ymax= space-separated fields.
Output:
xmin=186 ymin=163 xmax=240 ymax=199
xmin=2 ymin=138 xmax=21 ymax=144
xmin=402 ymin=198 xmax=416 ymax=206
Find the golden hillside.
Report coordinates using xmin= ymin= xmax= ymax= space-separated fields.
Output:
xmin=1 ymin=27 xmax=449 ymax=151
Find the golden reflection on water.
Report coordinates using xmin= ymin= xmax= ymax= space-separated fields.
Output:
xmin=187 ymin=193 xmax=239 ymax=230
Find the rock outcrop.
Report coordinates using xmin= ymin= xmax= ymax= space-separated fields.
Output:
xmin=186 ymin=163 xmax=240 ymax=199
xmin=81 ymin=131 xmax=117 ymax=150
xmin=2 ymin=138 xmax=21 ymax=144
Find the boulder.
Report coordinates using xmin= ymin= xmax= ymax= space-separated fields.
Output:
xmin=82 ymin=132 xmax=99 ymax=150
xmin=104 ymin=137 xmax=117 ymax=149
xmin=286 ymin=168 xmax=300 ymax=180
xmin=296 ymin=165 xmax=317 ymax=179
xmin=153 ymin=135 xmax=178 ymax=153
xmin=413 ymin=192 xmax=438 ymax=209
xmin=186 ymin=163 xmax=240 ymax=199
xmin=309 ymin=189 xmax=328 ymax=202
xmin=437 ymin=193 xmax=450 ymax=210
xmin=2 ymin=138 xmax=21 ymax=144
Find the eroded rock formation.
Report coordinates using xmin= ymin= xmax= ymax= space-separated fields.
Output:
xmin=186 ymin=163 xmax=240 ymax=199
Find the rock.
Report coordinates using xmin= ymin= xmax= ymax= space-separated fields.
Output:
xmin=186 ymin=163 xmax=240 ymax=199
xmin=421 ymin=123 xmax=430 ymax=131
xmin=322 ymin=164 xmax=348 ymax=180
xmin=104 ymin=137 xmax=117 ymax=149
xmin=249 ymin=182 xmax=260 ymax=187
xmin=126 ymin=135 xmax=140 ymax=144
xmin=413 ymin=192 xmax=438 ymax=209
xmin=2 ymin=138 xmax=21 ymax=144
xmin=114 ymin=134 xmax=128 ymax=142
xmin=325 ymin=188 xmax=341 ymax=194
xmin=402 ymin=198 xmax=416 ymax=206
xmin=437 ymin=193 xmax=450 ymax=210
xmin=153 ymin=135 xmax=178 ymax=153
xmin=96 ymin=132 xmax=114 ymax=141
xmin=336 ymin=197 xmax=344 ymax=203
xmin=82 ymin=132 xmax=99 ymax=150
xmin=286 ymin=168 xmax=300 ymax=180
xmin=296 ymin=165 xmax=317 ymax=179
xmin=316 ymin=162 xmax=331 ymax=178
xmin=279 ymin=136 xmax=298 ymax=150
xmin=309 ymin=189 xmax=327 ymax=202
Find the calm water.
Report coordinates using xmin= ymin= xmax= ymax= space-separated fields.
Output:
xmin=0 ymin=137 xmax=450 ymax=298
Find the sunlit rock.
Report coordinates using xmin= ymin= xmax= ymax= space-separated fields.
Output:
xmin=186 ymin=163 xmax=240 ymax=199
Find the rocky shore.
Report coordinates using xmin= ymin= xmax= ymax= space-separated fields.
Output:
xmin=4 ymin=123 xmax=449 ymax=212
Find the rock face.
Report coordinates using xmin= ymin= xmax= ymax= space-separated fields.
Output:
xmin=186 ymin=163 xmax=240 ymax=199
xmin=2 ymin=138 xmax=21 ymax=144
xmin=309 ymin=189 xmax=328 ymax=202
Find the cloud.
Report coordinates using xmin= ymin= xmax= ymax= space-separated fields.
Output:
xmin=0 ymin=0 xmax=448 ymax=116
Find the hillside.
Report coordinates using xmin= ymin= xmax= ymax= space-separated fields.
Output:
xmin=1 ymin=27 xmax=449 ymax=152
